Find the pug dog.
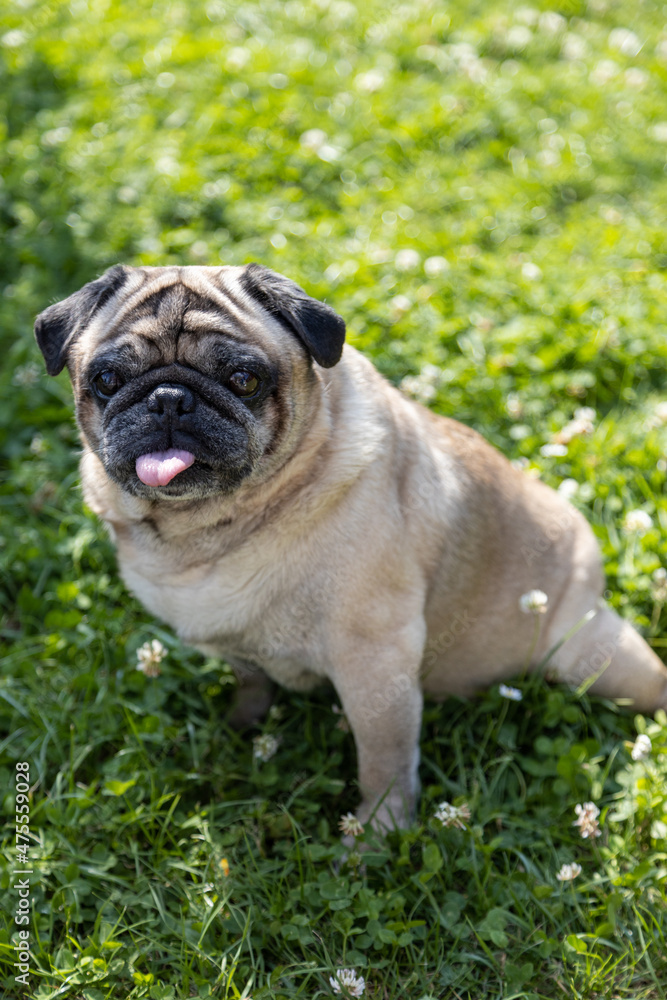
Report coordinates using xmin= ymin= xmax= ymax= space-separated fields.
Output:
xmin=34 ymin=264 xmax=667 ymax=833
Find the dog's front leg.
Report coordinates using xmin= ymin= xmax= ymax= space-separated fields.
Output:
xmin=333 ymin=637 xmax=424 ymax=835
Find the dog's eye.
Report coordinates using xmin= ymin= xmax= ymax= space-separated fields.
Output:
xmin=227 ymin=370 xmax=260 ymax=398
xmin=92 ymin=370 xmax=123 ymax=398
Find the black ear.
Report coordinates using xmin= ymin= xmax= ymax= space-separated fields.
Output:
xmin=34 ymin=264 xmax=130 ymax=376
xmin=239 ymin=263 xmax=346 ymax=368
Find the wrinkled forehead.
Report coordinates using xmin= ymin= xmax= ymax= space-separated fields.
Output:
xmin=79 ymin=265 xmax=296 ymax=365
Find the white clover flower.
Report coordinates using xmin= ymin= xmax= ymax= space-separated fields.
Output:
xmin=252 ymin=734 xmax=280 ymax=763
xmin=329 ymin=968 xmax=366 ymax=997
xmin=538 ymin=11 xmax=566 ymax=35
xmin=400 ymin=375 xmax=436 ymax=404
xmin=521 ymin=261 xmax=542 ymax=281
xmin=506 ymin=393 xmax=523 ymax=419
xmin=390 ymin=294 xmax=412 ymax=314
xmin=30 ymin=434 xmax=47 ymax=455
xmin=537 ymin=148 xmax=561 ymax=169
xmin=608 ymin=27 xmax=642 ymax=57
xmin=573 ymin=802 xmax=601 ymax=839
xmin=317 ymin=144 xmax=341 ymax=163
xmin=420 ymin=363 xmax=441 ymax=382
xmin=424 ymin=255 xmax=450 ymax=276
xmin=395 ymin=248 xmax=421 ymax=271
xmin=400 ymin=364 xmax=441 ymax=405
xmin=540 ymin=443 xmax=568 ymax=458
xmin=499 ymin=684 xmax=523 ymax=702
xmin=652 ymin=568 xmax=667 ymax=602
xmin=355 ymin=68 xmax=385 ymax=92
xmin=554 ymin=408 xmax=596 ymax=445
xmin=553 ymin=418 xmax=592 ymax=445
xmin=625 ymin=68 xmax=648 ymax=88
xmin=507 ymin=25 xmax=533 ymax=50
xmin=590 ymin=59 xmax=619 ymax=86
xmin=1 ymin=30 xmax=27 ymax=48
xmin=562 ymin=32 xmax=588 ymax=61
xmin=13 ymin=362 xmax=42 ymax=387
xmin=519 ymin=590 xmax=549 ymax=615
xmin=338 ymin=812 xmax=364 ymax=837
xmin=568 ymin=417 xmax=594 ymax=437
xmin=434 ymin=801 xmax=471 ymax=829
xmin=623 ymin=510 xmax=653 ymax=534
xmin=299 ymin=128 xmax=328 ymax=151
xmin=225 ymin=45 xmax=250 ymax=70
xmin=631 ymin=734 xmax=652 ymax=761
xmin=556 ymin=862 xmax=582 ymax=882
xmin=190 ymin=240 xmax=209 ymax=259
xmin=557 ymin=478 xmax=579 ymax=500
xmin=515 ymin=7 xmax=539 ymax=25
xmin=136 ymin=639 xmax=166 ymax=677
xmin=651 ymin=401 xmax=667 ymax=426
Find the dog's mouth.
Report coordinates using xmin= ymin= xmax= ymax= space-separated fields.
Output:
xmin=123 ymin=446 xmax=250 ymax=500
xmin=92 ymin=364 xmax=264 ymax=499
xmin=135 ymin=449 xmax=196 ymax=487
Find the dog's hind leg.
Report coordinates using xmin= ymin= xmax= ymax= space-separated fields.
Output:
xmin=543 ymin=601 xmax=667 ymax=713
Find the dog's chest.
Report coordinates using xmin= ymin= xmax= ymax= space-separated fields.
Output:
xmin=119 ymin=540 xmax=326 ymax=685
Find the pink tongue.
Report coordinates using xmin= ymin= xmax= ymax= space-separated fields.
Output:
xmin=135 ymin=450 xmax=195 ymax=487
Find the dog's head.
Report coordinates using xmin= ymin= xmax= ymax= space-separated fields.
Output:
xmin=34 ymin=264 xmax=346 ymax=500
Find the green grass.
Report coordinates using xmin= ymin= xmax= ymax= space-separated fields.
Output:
xmin=3 ymin=0 xmax=667 ymax=996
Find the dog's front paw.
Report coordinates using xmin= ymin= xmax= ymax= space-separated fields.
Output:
xmin=356 ymin=792 xmax=414 ymax=837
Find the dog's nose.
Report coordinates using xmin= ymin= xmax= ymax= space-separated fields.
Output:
xmin=146 ymin=383 xmax=196 ymax=416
